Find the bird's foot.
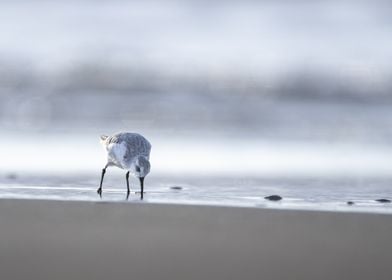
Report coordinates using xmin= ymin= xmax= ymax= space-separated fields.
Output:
xmin=135 ymin=191 xmax=145 ymax=200
xmin=97 ymin=188 xmax=102 ymax=198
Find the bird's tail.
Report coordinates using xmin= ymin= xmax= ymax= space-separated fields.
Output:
xmin=100 ymin=135 xmax=109 ymax=145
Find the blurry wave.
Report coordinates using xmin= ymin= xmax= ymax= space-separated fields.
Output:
xmin=1 ymin=0 xmax=392 ymax=143
xmin=0 ymin=0 xmax=391 ymax=100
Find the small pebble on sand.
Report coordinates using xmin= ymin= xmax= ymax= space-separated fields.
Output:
xmin=347 ymin=201 xmax=355 ymax=205
xmin=375 ymin=199 xmax=391 ymax=203
xmin=264 ymin=195 xmax=282 ymax=201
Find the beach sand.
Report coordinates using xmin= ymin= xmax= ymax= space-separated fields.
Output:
xmin=0 ymin=199 xmax=391 ymax=280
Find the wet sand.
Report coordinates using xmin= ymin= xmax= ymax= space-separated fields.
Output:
xmin=0 ymin=199 xmax=391 ymax=280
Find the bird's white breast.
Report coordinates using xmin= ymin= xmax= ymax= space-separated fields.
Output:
xmin=107 ymin=142 xmax=128 ymax=168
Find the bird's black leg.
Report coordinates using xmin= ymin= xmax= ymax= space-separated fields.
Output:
xmin=97 ymin=166 xmax=107 ymax=198
xmin=126 ymin=171 xmax=130 ymax=200
xmin=139 ymin=177 xmax=144 ymax=200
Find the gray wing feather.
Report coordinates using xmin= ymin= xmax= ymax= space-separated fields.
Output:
xmin=107 ymin=132 xmax=151 ymax=160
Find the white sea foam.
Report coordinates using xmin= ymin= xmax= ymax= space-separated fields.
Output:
xmin=2 ymin=132 xmax=392 ymax=177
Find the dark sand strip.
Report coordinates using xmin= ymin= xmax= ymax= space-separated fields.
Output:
xmin=0 ymin=199 xmax=391 ymax=280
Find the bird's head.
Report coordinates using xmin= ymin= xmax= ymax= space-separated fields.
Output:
xmin=136 ymin=156 xmax=151 ymax=177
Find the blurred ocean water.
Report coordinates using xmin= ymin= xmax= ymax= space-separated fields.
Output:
xmin=1 ymin=0 xmax=392 ymax=136
xmin=0 ymin=0 xmax=392 ymax=100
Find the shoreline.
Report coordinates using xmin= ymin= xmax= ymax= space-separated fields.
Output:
xmin=0 ymin=199 xmax=392 ymax=279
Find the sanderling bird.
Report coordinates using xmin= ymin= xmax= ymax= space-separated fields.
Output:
xmin=98 ymin=132 xmax=151 ymax=199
